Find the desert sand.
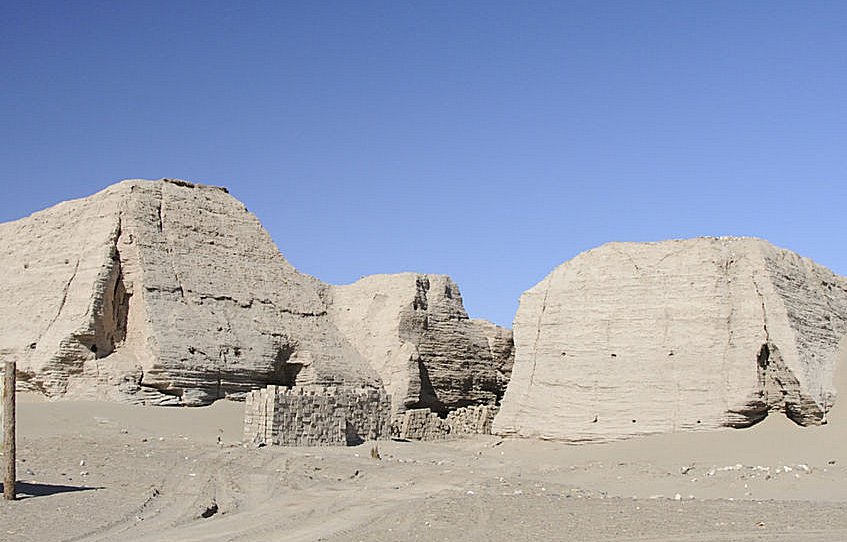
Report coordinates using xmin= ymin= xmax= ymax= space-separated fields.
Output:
xmin=2 ymin=381 xmax=847 ymax=542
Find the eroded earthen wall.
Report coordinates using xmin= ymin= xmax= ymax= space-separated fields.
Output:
xmin=494 ymin=237 xmax=847 ymax=443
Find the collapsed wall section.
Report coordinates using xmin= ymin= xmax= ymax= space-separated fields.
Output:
xmin=391 ymin=405 xmax=498 ymax=440
xmin=762 ymin=249 xmax=847 ymax=419
xmin=328 ymin=274 xmax=514 ymax=415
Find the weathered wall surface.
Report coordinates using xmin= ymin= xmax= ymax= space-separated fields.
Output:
xmin=494 ymin=237 xmax=847 ymax=442
xmin=0 ymin=179 xmax=380 ymax=404
xmin=391 ymin=405 xmax=499 ymax=440
xmin=328 ymin=274 xmax=513 ymax=414
xmin=0 ymin=179 xmax=511 ymax=411
xmin=243 ymin=385 xmax=391 ymax=446
xmin=244 ymin=388 xmax=496 ymax=446
xmin=391 ymin=408 xmax=450 ymax=440
xmin=446 ymin=404 xmax=498 ymax=435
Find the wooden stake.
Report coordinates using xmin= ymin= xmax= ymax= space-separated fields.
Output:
xmin=3 ymin=361 xmax=15 ymax=500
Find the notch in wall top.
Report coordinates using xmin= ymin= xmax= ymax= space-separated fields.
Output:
xmin=161 ymin=178 xmax=229 ymax=194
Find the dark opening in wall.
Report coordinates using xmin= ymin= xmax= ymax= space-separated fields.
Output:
xmin=757 ymin=343 xmax=770 ymax=369
xmin=89 ymin=249 xmax=130 ymax=359
xmin=269 ymin=344 xmax=303 ymax=388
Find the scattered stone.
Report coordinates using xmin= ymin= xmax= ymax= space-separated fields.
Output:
xmin=200 ymin=501 xmax=218 ymax=519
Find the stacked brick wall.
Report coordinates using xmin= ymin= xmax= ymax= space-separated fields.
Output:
xmin=446 ymin=405 xmax=499 ymax=435
xmin=244 ymin=385 xmax=391 ymax=446
xmin=391 ymin=405 xmax=499 ymax=440
xmin=391 ymin=408 xmax=450 ymax=440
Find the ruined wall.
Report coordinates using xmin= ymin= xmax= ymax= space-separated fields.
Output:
xmin=391 ymin=408 xmax=450 ymax=440
xmin=446 ymin=404 xmax=499 ymax=435
xmin=243 ymin=385 xmax=391 ymax=446
xmin=0 ymin=179 xmax=380 ymax=405
xmin=494 ymin=237 xmax=847 ymax=443
xmin=328 ymin=274 xmax=514 ymax=414
xmin=0 ymin=179 xmax=519 ymax=412
xmin=391 ymin=405 xmax=499 ymax=440
xmin=244 ymin=387 xmax=499 ymax=447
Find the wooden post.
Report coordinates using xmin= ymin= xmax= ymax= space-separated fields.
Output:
xmin=3 ymin=361 xmax=15 ymax=500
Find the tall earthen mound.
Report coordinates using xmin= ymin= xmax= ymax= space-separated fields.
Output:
xmin=494 ymin=237 xmax=847 ymax=442
xmin=328 ymin=274 xmax=513 ymax=414
xmin=0 ymin=179 xmax=380 ymax=405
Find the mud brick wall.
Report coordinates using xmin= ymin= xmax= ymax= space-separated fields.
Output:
xmin=446 ymin=405 xmax=499 ymax=435
xmin=391 ymin=408 xmax=450 ymax=440
xmin=244 ymin=385 xmax=392 ymax=446
xmin=391 ymin=405 xmax=499 ymax=440
xmin=243 ymin=385 xmax=279 ymax=445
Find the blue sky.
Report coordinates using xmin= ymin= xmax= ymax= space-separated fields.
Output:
xmin=2 ymin=1 xmax=845 ymax=327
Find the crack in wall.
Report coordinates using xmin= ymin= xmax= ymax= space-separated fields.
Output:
xmin=155 ymin=186 xmax=186 ymax=302
xmin=751 ymin=274 xmax=770 ymax=343
xmin=526 ymin=277 xmax=552 ymax=392
xmin=193 ymin=293 xmax=327 ymax=317
xmin=719 ymin=252 xmax=736 ymax=412
xmin=279 ymin=307 xmax=327 ymax=318
xmin=608 ymin=246 xmax=641 ymax=272
xmin=40 ymin=258 xmax=81 ymax=342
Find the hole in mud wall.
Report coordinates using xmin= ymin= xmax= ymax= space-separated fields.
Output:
xmin=112 ymin=272 xmax=129 ymax=342
xmin=92 ymin=255 xmax=131 ymax=359
xmin=280 ymin=363 xmax=303 ymax=387
xmin=757 ymin=343 xmax=771 ymax=369
xmin=345 ymin=422 xmax=364 ymax=446
xmin=269 ymin=345 xmax=304 ymax=388
xmin=411 ymin=360 xmax=446 ymax=415
xmin=785 ymin=402 xmax=802 ymax=424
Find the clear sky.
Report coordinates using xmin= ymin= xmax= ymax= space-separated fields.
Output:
xmin=2 ymin=1 xmax=845 ymax=327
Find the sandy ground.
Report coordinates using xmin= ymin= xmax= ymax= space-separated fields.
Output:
xmin=1 ymin=392 xmax=847 ymax=542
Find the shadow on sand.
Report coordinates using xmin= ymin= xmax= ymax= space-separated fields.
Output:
xmin=0 ymin=481 xmax=102 ymax=500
